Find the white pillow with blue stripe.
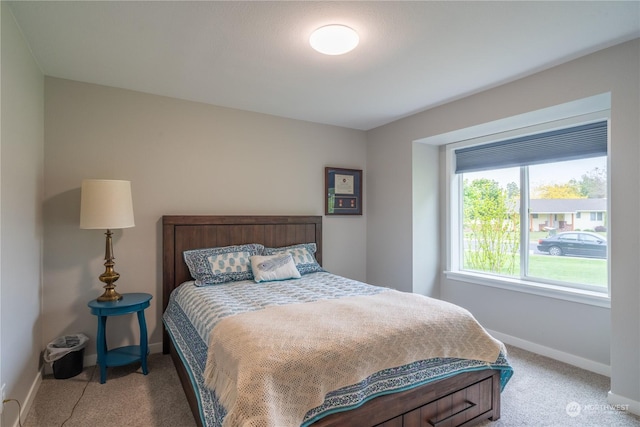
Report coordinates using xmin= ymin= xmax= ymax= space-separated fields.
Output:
xmin=262 ymin=243 xmax=323 ymax=275
xmin=250 ymin=254 xmax=301 ymax=283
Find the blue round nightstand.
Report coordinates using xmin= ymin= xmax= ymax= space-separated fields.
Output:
xmin=88 ymin=292 xmax=152 ymax=384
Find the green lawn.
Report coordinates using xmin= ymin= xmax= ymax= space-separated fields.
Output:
xmin=464 ymin=253 xmax=607 ymax=288
xmin=528 ymin=254 xmax=607 ymax=288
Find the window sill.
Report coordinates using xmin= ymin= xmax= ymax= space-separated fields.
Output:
xmin=443 ymin=270 xmax=611 ymax=308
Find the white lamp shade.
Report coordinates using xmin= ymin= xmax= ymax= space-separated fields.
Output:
xmin=80 ymin=179 xmax=135 ymax=229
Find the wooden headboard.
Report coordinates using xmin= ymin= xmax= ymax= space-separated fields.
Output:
xmin=162 ymin=215 xmax=322 ymax=352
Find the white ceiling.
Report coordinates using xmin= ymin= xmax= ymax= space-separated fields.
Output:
xmin=8 ymin=1 xmax=640 ymax=130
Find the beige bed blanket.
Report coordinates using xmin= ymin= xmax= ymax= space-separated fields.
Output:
xmin=204 ymin=289 xmax=503 ymax=427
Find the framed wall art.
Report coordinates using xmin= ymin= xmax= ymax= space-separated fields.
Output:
xmin=325 ymin=167 xmax=363 ymax=215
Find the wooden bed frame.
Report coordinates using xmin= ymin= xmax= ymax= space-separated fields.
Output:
xmin=162 ymin=215 xmax=501 ymax=427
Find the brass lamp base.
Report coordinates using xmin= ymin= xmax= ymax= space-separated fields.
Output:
xmin=97 ymin=286 xmax=123 ymax=302
xmin=96 ymin=229 xmax=124 ymax=302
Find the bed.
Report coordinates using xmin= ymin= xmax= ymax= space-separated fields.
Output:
xmin=162 ymin=215 xmax=512 ymax=427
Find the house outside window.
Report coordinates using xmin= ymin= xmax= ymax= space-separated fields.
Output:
xmin=446 ymin=113 xmax=609 ymax=302
xmin=530 ymin=199 xmax=606 ymax=232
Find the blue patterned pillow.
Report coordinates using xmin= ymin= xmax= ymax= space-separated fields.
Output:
xmin=262 ymin=243 xmax=324 ymax=275
xmin=183 ymin=244 xmax=264 ymax=286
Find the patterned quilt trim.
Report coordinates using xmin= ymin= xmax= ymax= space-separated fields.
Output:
xmin=302 ymin=355 xmax=513 ymax=426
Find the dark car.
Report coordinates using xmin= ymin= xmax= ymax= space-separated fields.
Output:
xmin=537 ymin=231 xmax=607 ymax=258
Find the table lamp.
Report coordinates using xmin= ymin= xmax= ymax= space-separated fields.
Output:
xmin=80 ymin=179 xmax=135 ymax=302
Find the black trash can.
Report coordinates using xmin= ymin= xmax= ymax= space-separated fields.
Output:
xmin=53 ymin=347 xmax=85 ymax=379
xmin=44 ymin=334 xmax=89 ymax=379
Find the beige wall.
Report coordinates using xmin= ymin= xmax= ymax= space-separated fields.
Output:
xmin=1 ymin=3 xmax=45 ymax=425
xmin=43 ymin=78 xmax=367 ymax=358
xmin=366 ymin=39 xmax=640 ymax=410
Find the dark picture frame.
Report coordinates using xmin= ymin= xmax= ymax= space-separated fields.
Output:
xmin=325 ymin=167 xmax=363 ymax=215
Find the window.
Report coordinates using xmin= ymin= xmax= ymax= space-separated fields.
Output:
xmin=558 ymin=233 xmax=579 ymax=242
xmin=449 ymin=117 xmax=609 ymax=299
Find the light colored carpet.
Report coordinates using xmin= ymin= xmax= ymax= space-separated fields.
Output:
xmin=23 ymin=346 xmax=640 ymax=426
xmin=478 ymin=346 xmax=639 ymax=427
xmin=24 ymin=353 xmax=196 ymax=427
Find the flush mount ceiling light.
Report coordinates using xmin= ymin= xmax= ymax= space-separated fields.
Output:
xmin=309 ymin=24 xmax=359 ymax=55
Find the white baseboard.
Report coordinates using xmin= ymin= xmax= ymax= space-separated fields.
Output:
xmin=607 ymin=391 xmax=640 ymax=416
xmin=486 ymin=329 xmax=611 ymax=377
xmin=6 ymin=369 xmax=42 ymax=427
